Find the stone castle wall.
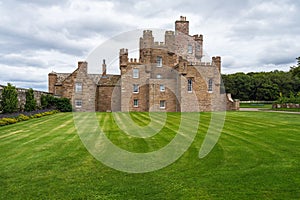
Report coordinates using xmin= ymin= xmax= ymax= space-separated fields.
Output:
xmin=48 ymin=16 xmax=239 ymax=112
xmin=0 ymin=84 xmax=50 ymax=111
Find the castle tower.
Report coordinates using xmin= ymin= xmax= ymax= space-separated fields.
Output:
xmin=212 ymin=56 xmax=221 ymax=72
xmin=102 ymin=59 xmax=107 ymax=76
xmin=193 ymin=34 xmax=203 ymax=59
xmin=119 ymin=48 xmax=128 ymax=73
xmin=175 ymin=16 xmax=189 ymax=35
xmin=140 ymin=30 xmax=154 ymax=49
xmin=165 ymin=31 xmax=175 ymax=53
xmin=48 ymin=71 xmax=57 ymax=94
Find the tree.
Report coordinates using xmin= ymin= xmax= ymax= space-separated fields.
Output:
xmin=24 ymin=88 xmax=36 ymax=112
xmin=40 ymin=94 xmax=48 ymax=109
xmin=55 ymin=98 xmax=72 ymax=112
xmin=291 ymin=57 xmax=300 ymax=78
xmin=0 ymin=83 xmax=18 ymax=113
xmin=222 ymin=69 xmax=300 ymax=101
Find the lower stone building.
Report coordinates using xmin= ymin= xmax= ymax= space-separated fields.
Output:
xmin=48 ymin=16 xmax=239 ymax=112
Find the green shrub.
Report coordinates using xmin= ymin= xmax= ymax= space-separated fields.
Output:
xmin=1 ymin=118 xmax=18 ymax=125
xmin=17 ymin=114 xmax=30 ymax=121
xmin=33 ymin=113 xmax=43 ymax=118
xmin=0 ymin=83 xmax=18 ymax=113
xmin=0 ymin=110 xmax=59 ymax=126
xmin=0 ymin=120 xmax=8 ymax=126
xmin=24 ymin=88 xmax=36 ymax=112
xmin=55 ymin=98 xmax=72 ymax=112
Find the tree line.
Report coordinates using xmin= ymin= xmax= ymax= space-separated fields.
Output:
xmin=0 ymin=83 xmax=72 ymax=114
xmin=222 ymin=57 xmax=300 ymax=101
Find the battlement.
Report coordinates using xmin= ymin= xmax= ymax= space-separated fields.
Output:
xmin=120 ymin=48 xmax=128 ymax=55
xmin=165 ymin=30 xmax=175 ymax=35
xmin=143 ymin=30 xmax=153 ymax=36
xmin=193 ymin=34 xmax=203 ymax=41
xmin=154 ymin=41 xmax=165 ymax=46
xmin=128 ymin=58 xmax=140 ymax=64
xmin=186 ymin=61 xmax=212 ymax=66
xmin=212 ymin=56 xmax=221 ymax=72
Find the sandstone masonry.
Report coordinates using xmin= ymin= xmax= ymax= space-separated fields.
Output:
xmin=48 ymin=16 xmax=239 ymax=112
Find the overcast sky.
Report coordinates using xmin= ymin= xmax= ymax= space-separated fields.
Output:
xmin=0 ymin=0 xmax=299 ymax=91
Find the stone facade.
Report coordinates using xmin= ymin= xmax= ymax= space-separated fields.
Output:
xmin=48 ymin=16 xmax=239 ymax=112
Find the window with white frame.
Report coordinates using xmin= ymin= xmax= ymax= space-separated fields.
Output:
xmin=160 ymin=100 xmax=166 ymax=109
xmin=156 ymin=56 xmax=162 ymax=67
xmin=133 ymin=99 xmax=138 ymax=107
xmin=75 ymin=99 xmax=82 ymax=108
xmin=133 ymin=84 xmax=139 ymax=93
xmin=188 ymin=44 xmax=193 ymax=54
xmin=156 ymin=74 xmax=162 ymax=79
xmin=133 ymin=68 xmax=139 ymax=78
xmin=187 ymin=79 xmax=192 ymax=92
xmin=75 ymin=82 xmax=82 ymax=92
xmin=208 ymin=78 xmax=213 ymax=92
xmin=160 ymin=84 xmax=165 ymax=92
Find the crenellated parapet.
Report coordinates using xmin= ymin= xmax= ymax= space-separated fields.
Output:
xmin=119 ymin=48 xmax=128 ymax=69
xmin=140 ymin=30 xmax=154 ymax=49
xmin=212 ymin=56 xmax=221 ymax=72
xmin=128 ymin=58 xmax=140 ymax=64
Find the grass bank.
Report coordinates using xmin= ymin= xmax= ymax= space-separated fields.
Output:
xmin=0 ymin=112 xmax=299 ymax=199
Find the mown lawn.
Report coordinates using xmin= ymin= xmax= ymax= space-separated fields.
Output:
xmin=0 ymin=112 xmax=299 ymax=199
xmin=240 ymin=103 xmax=272 ymax=109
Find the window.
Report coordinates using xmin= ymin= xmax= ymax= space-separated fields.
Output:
xmin=156 ymin=56 xmax=162 ymax=67
xmin=133 ymin=84 xmax=139 ymax=93
xmin=160 ymin=84 xmax=165 ymax=92
xmin=75 ymin=100 xmax=82 ymax=108
xmin=133 ymin=68 xmax=139 ymax=78
xmin=133 ymin=99 xmax=138 ymax=107
xmin=160 ymin=100 xmax=166 ymax=109
xmin=187 ymin=79 xmax=192 ymax=92
xmin=208 ymin=79 xmax=213 ymax=92
xmin=188 ymin=44 xmax=193 ymax=54
xmin=75 ymin=82 xmax=82 ymax=92
xmin=156 ymin=74 xmax=162 ymax=79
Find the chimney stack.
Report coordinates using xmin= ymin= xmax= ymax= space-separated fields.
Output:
xmin=175 ymin=16 xmax=189 ymax=35
xmin=102 ymin=59 xmax=107 ymax=76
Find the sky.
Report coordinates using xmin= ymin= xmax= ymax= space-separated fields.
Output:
xmin=0 ymin=0 xmax=299 ymax=91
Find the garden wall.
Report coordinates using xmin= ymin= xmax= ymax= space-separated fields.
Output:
xmin=0 ymin=85 xmax=50 ymax=111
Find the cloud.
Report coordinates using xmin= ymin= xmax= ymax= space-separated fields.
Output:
xmin=0 ymin=0 xmax=299 ymax=91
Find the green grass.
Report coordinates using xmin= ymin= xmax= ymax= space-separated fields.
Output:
xmin=240 ymin=103 xmax=272 ymax=109
xmin=1 ymin=112 xmax=300 ymax=199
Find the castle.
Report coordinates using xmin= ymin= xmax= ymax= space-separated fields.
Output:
xmin=48 ymin=16 xmax=239 ymax=112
